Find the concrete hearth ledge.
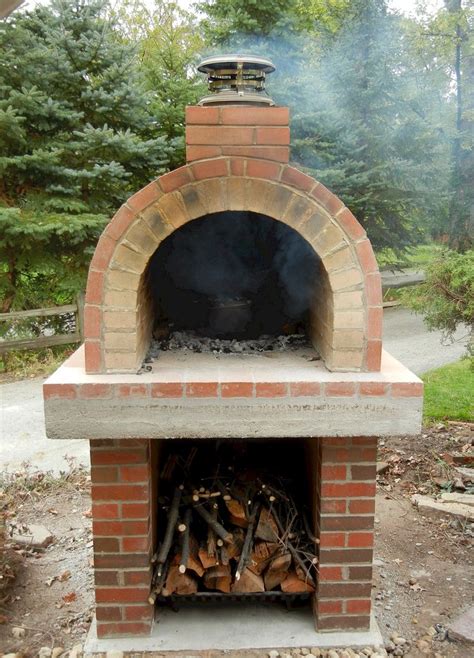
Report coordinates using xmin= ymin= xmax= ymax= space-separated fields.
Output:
xmin=84 ymin=608 xmax=384 ymax=654
xmin=44 ymin=346 xmax=423 ymax=439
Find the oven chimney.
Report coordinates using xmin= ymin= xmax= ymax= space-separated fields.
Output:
xmin=198 ymin=54 xmax=276 ymax=106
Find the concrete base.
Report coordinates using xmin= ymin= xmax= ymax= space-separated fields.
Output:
xmin=84 ymin=605 xmax=384 ymax=654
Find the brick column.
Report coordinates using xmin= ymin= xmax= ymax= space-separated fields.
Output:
xmin=314 ymin=437 xmax=376 ymax=631
xmin=90 ymin=439 xmax=154 ymax=638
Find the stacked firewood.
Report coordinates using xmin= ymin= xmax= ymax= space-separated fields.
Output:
xmin=149 ymin=449 xmax=318 ymax=603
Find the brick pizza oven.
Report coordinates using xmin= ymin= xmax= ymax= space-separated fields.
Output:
xmin=43 ymin=55 xmax=423 ymax=652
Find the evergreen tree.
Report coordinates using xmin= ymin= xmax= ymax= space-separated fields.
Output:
xmin=0 ymin=0 xmax=171 ymax=311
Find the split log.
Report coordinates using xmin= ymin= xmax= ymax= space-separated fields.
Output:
xmin=225 ymin=498 xmax=248 ymax=528
xmin=226 ymin=527 xmax=245 ymax=560
xmin=203 ymin=565 xmax=232 ymax=593
xmin=198 ymin=546 xmax=219 ymax=570
xmin=162 ymin=565 xmax=198 ymax=596
xmin=281 ymin=571 xmax=316 ymax=593
xmin=231 ymin=567 xmax=265 ymax=593
xmin=248 ymin=541 xmax=279 ymax=576
xmin=255 ymin=506 xmax=278 ymax=542
xmin=194 ymin=503 xmax=234 ymax=544
xmin=263 ymin=552 xmax=292 ymax=590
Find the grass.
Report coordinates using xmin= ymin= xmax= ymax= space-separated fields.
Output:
xmin=422 ymin=359 xmax=474 ymax=423
xmin=376 ymin=242 xmax=442 ymax=270
xmin=0 ymin=343 xmax=75 ymax=380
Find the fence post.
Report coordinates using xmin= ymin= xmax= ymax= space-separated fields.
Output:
xmin=76 ymin=291 xmax=85 ymax=341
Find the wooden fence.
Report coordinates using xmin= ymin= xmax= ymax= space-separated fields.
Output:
xmin=0 ymin=293 xmax=84 ymax=354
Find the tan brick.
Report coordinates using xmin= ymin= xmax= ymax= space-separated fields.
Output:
xmin=104 ymin=332 xmax=137 ymax=350
xmin=246 ymin=179 xmax=273 ymax=214
xmin=157 ymin=192 xmax=188 ymax=228
xmin=140 ymin=205 xmax=173 ymax=242
xmin=331 ymin=268 xmax=364 ymax=291
xmin=198 ymin=179 xmax=228 ymax=213
xmin=106 ymin=269 xmax=140 ymax=292
xmin=329 ymin=350 xmax=363 ymax=370
xmin=124 ymin=220 xmax=159 ymax=257
xmin=111 ymin=245 xmax=147 ymax=274
xmin=225 ymin=178 xmax=247 ymax=211
xmin=314 ymin=223 xmax=346 ymax=257
xmin=333 ymin=290 xmax=364 ymax=310
xmin=325 ymin=246 xmax=356 ymax=273
xmin=334 ymin=310 xmax=365 ymax=329
xmin=263 ymin=184 xmax=293 ymax=219
xmin=104 ymin=311 xmax=137 ymax=330
xmin=104 ymin=351 xmax=138 ymax=371
xmin=104 ymin=290 xmax=137 ymax=309
xmin=180 ymin=186 xmax=207 ymax=220
xmin=283 ymin=194 xmax=315 ymax=229
xmin=332 ymin=330 xmax=365 ymax=349
xmin=302 ymin=209 xmax=330 ymax=242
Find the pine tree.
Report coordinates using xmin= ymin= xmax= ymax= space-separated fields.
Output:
xmin=0 ymin=0 xmax=171 ymax=311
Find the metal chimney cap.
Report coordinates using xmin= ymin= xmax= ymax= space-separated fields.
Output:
xmin=197 ymin=54 xmax=276 ymax=106
xmin=197 ymin=54 xmax=276 ymax=74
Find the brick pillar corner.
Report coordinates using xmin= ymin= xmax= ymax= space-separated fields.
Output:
xmin=314 ymin=436 xmax=376 ymax=632
xmin=90 ymin=439 xmax=154 ymax=638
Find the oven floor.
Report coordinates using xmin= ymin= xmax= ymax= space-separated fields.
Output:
xmin=85 ymin=606 xmax=383 ymax=653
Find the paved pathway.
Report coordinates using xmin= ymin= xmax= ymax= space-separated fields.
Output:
xmin=0 ymin=308 xmax=468 ymax=474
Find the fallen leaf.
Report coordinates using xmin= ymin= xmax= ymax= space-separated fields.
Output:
xmin=82 ymin=509 xmax=92 ymax=518
xmin=58 ymin=570 xmax=71 ymax=582
xmin=48 ymin=508 xmax=59 ymax=515
xmin=0 ymin=615 xmax=9 ymax=624
xmin=62 ymin=592 xmax=77 ymax=604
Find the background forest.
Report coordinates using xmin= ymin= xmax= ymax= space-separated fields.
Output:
xmin=0 ymin=0 xmax=472 ymax=337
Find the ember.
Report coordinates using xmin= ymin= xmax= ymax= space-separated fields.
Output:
xmin=149 ymin=441 xmax=318 ymax=604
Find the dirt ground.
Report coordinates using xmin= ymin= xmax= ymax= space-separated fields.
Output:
xmin=1 ymin=424 xmax=473 ymax=658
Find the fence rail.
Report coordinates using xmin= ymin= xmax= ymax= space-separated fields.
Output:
xmin=0 ymin=293 xmax=84 ymax=355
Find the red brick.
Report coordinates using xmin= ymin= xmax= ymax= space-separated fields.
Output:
xmin=95 ymin=571 xmax=120 ymax=586
xmin=220 ymin=106 xmax=289 ymax=125
xmin=191 ymin=158 xmax=228 ymax=180
xmin=349 ymin=566 xmax=373 ymax=580
xmin=96 ymin=588 xmax=149 ymax=604
xmin=127 ymin=181 xmax=161 ymax=212
xmin=94 ymin=554 xmax=149 ymax=569
xmin=359 ymin=382 xmax=387 ymax=396
xmin=90 ymin=233 xmax=116 ymax=272
xmin=392 ymin=382 xmax=423 ymax=397
xmin=255 ymin=382 xmax=288 ymax=397
xmin=351 ymin=464 xmax=376 ymax=480
xmin=123 ymin=571 xmax=151 ymax=586
xmin=93 ymin=520 xmax=148 ymax=536
xmin=85 ymin=340 xmax=101 ymax=373
xmin=221 ymin=382 xmax=254 ymax=398
xmin=318 ymin=566 xmax=343 ymax=581
xmin=319 ymin=548 xmax=373 ymax=564
xmin=336 ymin=207 xmax=366 ymax=241
xmin=122 ymin=503 xmax=148 ymax=519
xmin=316 ymin=615 xmax=370 ymax=631
xmin=319 ymin=532 xmax=345 ymax=548
xmin=120 ymin=465 xmax=149 ymax=482
xmin=94 ymin=537 xmax=120 ymax=553
xmin=321 ymin=465 xmax=347 ymax=481
xmin=159 ymin=166 xmax=193 ymax=192
xmin=325 ymin=382 xmax=356 ymax=397
xmin=289 ymin=382 xmax=321 ymax=396
xmin=230 ymin=158 xmax=245 ymax=176
xmin=79 ymin=383 xmax=112 ymax=399
xmin=367 ymin=306 xmax=383 ymax=340
xmin=346 ymin=599 xmax=371 ymax=614
xmin=186 ymin=106 xmax=220 ymax=124
xmin=91 ymin=485 xmax=149 ymax=502
xmin=366 ymin=340 xmax=382 ymax=372
xmin=311 ymin=184 xmax=344 ymax=216
xmin=84 ymin=305 xmax=101 ymax=339
xmin=321 ymin=516 xmax=374 ymax=531
xmin=321 ymin=482 xmax=376 ymax=498
xmin=320 ymin=499 xmax=346 ymax=514
xmin=349 ymin=499 xmax=375 ymax=514
xmin=246 ymin=159 xmax=281 ymax=180
xmin=85 ymin=270 xmax=105 ymax=305
xmin=186 ymin=126 xmax=254 ymax=145
xmin=348 ymin=532 xmax=374 ymax=548
xmin=107 ymin=205 xmax=135 ymax=241
xmin=221 ymin=145 xmax=289 ymax=162
xmin=124 ymin=605 xmax=154 ymax=621
xmin=281 ymin=167 xmax=316 ymax=193
xmin=318 ymin=582 xmax=372 ymax=598
xmin=318 ymin=600 xmax=343 ymax=614
xmin=92 ymin=503 xmax=119 ymax=520
xmin=43 ymin=384 xmax=77 ymax=400
xmin=91 ymin=466 xmax=119 ymax=483
xmin=91 ymin=450 xmax=147 ymax=466
xmin=118 ymin=384 xmax=149 ymax=398
xmin=151 ymin=383 xmax=184 ymax=398
xmin=122 ymin=536 xmax=150 ymax=552
xmin=356 ymin=239 xmax=378 ymax=274
xmin=96 ymin=606 xmax=122 ymax=621
xmin=255 ymin=126 xmax=290 ymax=145
xmin=186 ymin=382 xmax=218 ymax=398
xmin=351 ymin=436 xmax=377 ymax=446
xmin=97 ymin=622 xmax=151 ymax=637
xmin=365 ymin=272 xmax=382 ymax=306
xmin=186 ymin=145 xmax=222 ymax=162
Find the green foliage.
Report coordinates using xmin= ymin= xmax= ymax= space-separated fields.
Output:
xmin=422 ymin=359 xmax=473 ymax=422
xmin=401 ymin=249 xmax=474 ymax=356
